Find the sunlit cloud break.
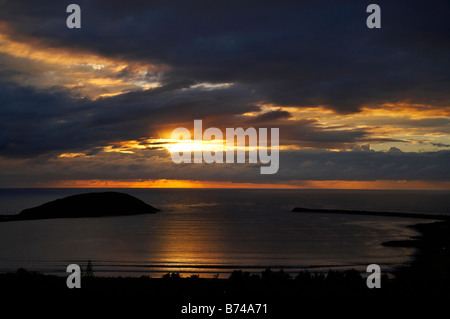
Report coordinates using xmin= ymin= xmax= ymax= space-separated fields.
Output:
xmin=0 ymin=23 xmax=166 ymax=99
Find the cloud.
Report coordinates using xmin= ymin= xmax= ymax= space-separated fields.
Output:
xmin=1 ymin=0 xmax=449 ymax=113
xmin=1 ymin=149 xmax=449 ymax=187
xmin=245 ymin=110 xmax=292 ymax=124
xmin=0 ymin=82 xmax=261 ymax=157
xmin=431 ymin=142 xmax=450 ymax=148
xmin=0 ymin=26 xmax=165 ymax=99
xmin=388 ymin=146 xmax=402 ymax=153
xmin=352 ymin=144 xmax=373 ymax=152
xmin=0 ymin=1 xmax=449 ymax=187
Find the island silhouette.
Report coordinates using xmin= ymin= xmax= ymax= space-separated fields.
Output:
xmin=0 ymin=192 xmax=159 ymax=222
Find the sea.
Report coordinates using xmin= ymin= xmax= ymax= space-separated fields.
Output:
xmin=0 ymin=188 xmax=449 ymax=278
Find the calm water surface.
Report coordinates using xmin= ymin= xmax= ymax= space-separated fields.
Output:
xmin=0 ymin=189 xmax=448 ymax=277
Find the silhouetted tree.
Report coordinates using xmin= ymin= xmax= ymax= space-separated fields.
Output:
xmin=84 ymin=260 xmax=94 ymax=278
xmin=229 ymin=270 xmax=251 ymax=282
xmin=261 ymin=269 xmax=290 ymax=282
xmin=162 ymin=272 xmax=181 ymax=279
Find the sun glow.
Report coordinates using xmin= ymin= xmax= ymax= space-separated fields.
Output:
xmin=37 ymin=179 xmax=450 ymax=190
xmin=164 ymin=138 xmax=275 ymax=154
xmin=165 ymin=139 xmax=225 ymax=153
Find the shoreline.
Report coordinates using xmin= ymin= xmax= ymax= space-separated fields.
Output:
xmin=0 ymin=220 xmax=448 ymax=299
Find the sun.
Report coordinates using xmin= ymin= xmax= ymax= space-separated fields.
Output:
xmin=164 ymin=139 xmax=224 ymax=154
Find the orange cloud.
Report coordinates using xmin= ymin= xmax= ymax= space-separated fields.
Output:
xmin=0 ymin=22 xmax=166 ymax=99
xmin=251 ymin=103 xmax=450 ymax=152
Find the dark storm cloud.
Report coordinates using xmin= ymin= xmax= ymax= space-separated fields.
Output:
xmin=245 ymin=110 xmax=292 ymax=124
xmin=0 ymin=84 xmax=92 ymax=156
xmin=0 ymin=82 xmax=259 ymax=156
xmin=431 ymin=143 xmax=450 ymax=148
xmin=1 ymin=149 xmax=449 ymax=187
xmin=277 ymin=150 xmax=450 ymax=182
xmin=238 ymin=117 xmax=406 ymax=150
xmin=1 ymin=0 xmax=449 ymax=112
xmin=1 ymin=79 xmax=380 ymax=157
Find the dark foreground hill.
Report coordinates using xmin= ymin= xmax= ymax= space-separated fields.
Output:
xmin=0 ymin=192 xmax=159 ymax=222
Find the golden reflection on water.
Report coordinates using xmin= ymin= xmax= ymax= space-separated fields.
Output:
xmin=149 ymin=215 xmax=228 ymax=269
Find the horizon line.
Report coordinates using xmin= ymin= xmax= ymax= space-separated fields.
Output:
xmin=3 ymin=178 xmax=449 ymax=191
xmin=1 ymin=187 xmax=449 ymax=192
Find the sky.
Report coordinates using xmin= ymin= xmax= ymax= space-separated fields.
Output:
xmin=0 ymin=0 xmax=449 ymax=189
